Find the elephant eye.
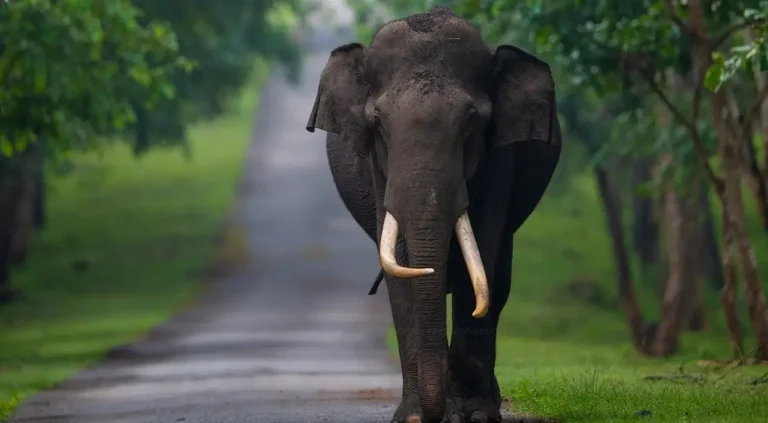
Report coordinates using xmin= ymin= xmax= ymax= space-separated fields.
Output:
xmin=461 ymin=105 xmax=479 ymax=138
xmin=372 ymin=114 xmax=383 ymax=128
xmin=463 ymin=106 xmax=479 ymax=128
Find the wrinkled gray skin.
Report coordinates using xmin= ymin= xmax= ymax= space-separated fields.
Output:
xmin=306 ymin=7 xmax=562 ymax=423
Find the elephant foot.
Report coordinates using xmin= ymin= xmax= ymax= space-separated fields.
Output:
xmin=395 ymin=414 xmax=446 ymax=423
xmin=465 ymin=399 xmax=502 ymax=423
xmin=445 ymin=396 xmax=465 ymax=423
xmin=393 ymin=394 xmax=500 ymax=423
xmin=445 ymin=396 xmax=502 ymax=423
xmin=391 ymin=395 xmax=422 ymax=423
xmin=406 ymin=415 xmax=423 ymax=423
xmin=392 ymin=413 xmax=422 ymax=423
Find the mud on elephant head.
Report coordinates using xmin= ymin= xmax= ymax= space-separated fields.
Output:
xmin=306 ymin=7 xmax=560 ymax=317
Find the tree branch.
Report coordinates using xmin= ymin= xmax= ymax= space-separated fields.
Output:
xmin=715 ymin=17 xmax=768 ymax=47
xmin=642 ymin=72 xmax=695 ymax=133
xmin=687 ymin=0 xmax=710 ymax=42
xmin=663 ymin=0 xmax=691 ymax=36
xmin=692 ymin=79 xmax=703 ymax=121
xmin=639 ymin=71 xmax=725 ymax=194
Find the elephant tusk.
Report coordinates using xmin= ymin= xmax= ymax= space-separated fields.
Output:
xmin=455 ymin=212 xmax=489 ymax=318
xmin=379 ymin=211 xmax=435 ymax=279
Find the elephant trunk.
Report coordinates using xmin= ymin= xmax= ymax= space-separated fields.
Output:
xmin=404 ymin=215 xmax=451 ymax=422
xmin=379 ymin=153 xmax=488 ymax=420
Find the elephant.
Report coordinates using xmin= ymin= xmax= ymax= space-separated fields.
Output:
xmin=306 ymin=7 xmax=562 ymax=423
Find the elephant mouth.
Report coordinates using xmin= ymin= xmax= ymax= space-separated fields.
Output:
xmin=378 ymin=211 xmax=489 ymax=318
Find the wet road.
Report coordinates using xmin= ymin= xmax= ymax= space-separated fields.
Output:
xmin=10 ymin=27 xmax=405 ymax=423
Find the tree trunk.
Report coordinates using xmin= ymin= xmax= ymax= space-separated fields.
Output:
xmin=726 ymin=88 xmax=768 ymax=232
xmin=10 ymin=153 xmax=38 ymax=266
xmin=730 ymin=193 xmax=768 ymax=361
xmin=719 ymin=207 xmax=745 ymax=358
xmin=687 ymin=273 xmax=706 ymax=331
xmin=747 ymin=29 xmax=768 ymax=216
xmin=712 ymin=90 xmax=768 ymax=360
xmin=33 ymin=157 xmax=45 ymax=229
xmin=0 ymin=159 xmax=22 ymax=303
xmin=743 ymin=135 xmax=768 ymax=231
xmin=687 ymin=179 xmax=710 ymax=331
xmin=694 ymin=183 xmax=725 ymax=290
xmin=594 ymin=165 xmax=646 ymax=351
xmin=652 ymin=186 xmax=697 ymax=355
xmin=631 ymin=159 xmax=660 ymax=283
xmin=686 ymin=0 xmax=768 ymax=360
xmin=0 ymin=233 xmax=11 ymax=304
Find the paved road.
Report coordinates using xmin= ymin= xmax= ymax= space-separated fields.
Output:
xmin=11 ymin=22 xmax=527 ymax=423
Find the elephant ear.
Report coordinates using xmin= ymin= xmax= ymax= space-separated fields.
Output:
xmin=490 ymin=45 xmax=559 ymax=148
xmin=306 ymin=42 xmax=372 ymax=157
xmin=490 ymin=44 xmax=562 ymax=234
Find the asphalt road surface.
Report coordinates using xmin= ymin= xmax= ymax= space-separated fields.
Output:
xmin=10 ymin=25 xmax=526 ymax=423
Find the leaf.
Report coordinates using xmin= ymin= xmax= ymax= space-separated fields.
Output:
xmin=0 ymin=138 xmax=14 ymax=157
xmin=129 ymin=67 xmax=152 ymax=87
xmin=704 ymin=53 xmax=725 ymax=91
xmin=159 ymin=82 xmax=175 ymax=99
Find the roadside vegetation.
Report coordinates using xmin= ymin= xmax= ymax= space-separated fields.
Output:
xmin=356 ymin=0 xmax=768 ymax=421
xmin=0 ymin=65 xmax=268 ymax=418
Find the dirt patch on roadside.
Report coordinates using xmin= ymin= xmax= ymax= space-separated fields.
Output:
xmin=314 ymin=388 xmax=400 ymax=402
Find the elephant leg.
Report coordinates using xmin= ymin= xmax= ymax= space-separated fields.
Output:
xmin=447 ymin=232 xmax=513 ymax=423
xmin=376 ymin=193 xmax=421 ymax=422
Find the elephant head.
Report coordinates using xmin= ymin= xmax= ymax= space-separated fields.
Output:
xmin=307 ymin=7 xmax=559 ymax=419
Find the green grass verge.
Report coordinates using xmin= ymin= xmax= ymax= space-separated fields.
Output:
xmin=0 ymin=60 xmax=270 ymax=421
xmin=388 ymin=174 xmax=768 ymax=422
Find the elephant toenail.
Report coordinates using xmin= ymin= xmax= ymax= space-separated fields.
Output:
xmin=470 ymin=411 xmax=489 ymax=423
xmin=449 ymin=414 xmax=463 ymax=423
xmin=406 ymin=414 xmax=422 ymax=423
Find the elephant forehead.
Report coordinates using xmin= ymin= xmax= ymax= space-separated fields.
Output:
xmin=403 ymin=6 xmax=456 ymax=33
xmin=386 ymin=70 xmax=466 ymax=101
xmin=365 ymin=19 xmax=493 ymax=93
xmin=371 ymin=17 xmax=485 ymax=58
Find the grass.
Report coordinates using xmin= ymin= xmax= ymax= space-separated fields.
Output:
xmin=387 ymin=173 xmax=768 ymax=422
xmin=0 ymin=60 xmax=270 ymax=421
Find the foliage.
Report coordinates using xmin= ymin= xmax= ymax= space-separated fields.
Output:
xmin=0 ymin=0 xmax=183 ymax=159
xmin=704 ymin=6 xmax=768 ymax=91
xmin=0 ymin=0 xmax=302 ymax=159
xmin=127 ymin=0 xmax=302 ymax=153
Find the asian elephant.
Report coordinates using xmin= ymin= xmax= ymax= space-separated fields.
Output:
xmin=306 ymin=7 xmax=562 ymax=423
